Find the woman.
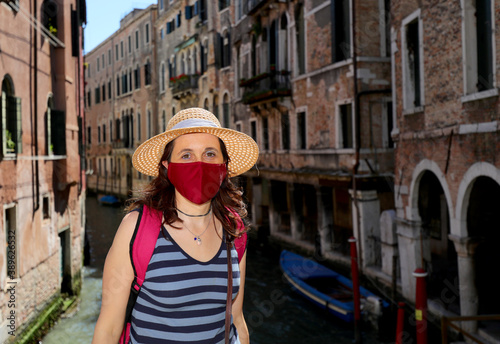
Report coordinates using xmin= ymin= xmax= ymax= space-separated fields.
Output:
xmin=92 ymin=108 xmax=259 ymax=344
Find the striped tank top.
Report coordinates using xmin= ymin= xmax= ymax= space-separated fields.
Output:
xmin=130 ymin=227 xmax=241 ymax=344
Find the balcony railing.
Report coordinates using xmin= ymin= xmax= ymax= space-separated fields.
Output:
xmin=244 ymin=0 xmax=269 ymax=15
xmin=240 ymin=70 xmax=291 ymax=105
xmin=171 ymin=74 xmax=200 ymax=99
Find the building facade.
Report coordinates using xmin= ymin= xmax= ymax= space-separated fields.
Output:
xmin=391 ymin=0 xmax=500 ymax=338
xmin=0 ymin=0 xmax=86 ymax=342
xmin=84 ymin=5 xmax=157 ymax=196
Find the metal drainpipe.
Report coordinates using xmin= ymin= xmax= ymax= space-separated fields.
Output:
xmin=34 ymin=0 xmax=40 ymax=211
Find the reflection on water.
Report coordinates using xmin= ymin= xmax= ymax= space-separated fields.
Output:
xmin=41 ymin=267 xmax=102 ymax=344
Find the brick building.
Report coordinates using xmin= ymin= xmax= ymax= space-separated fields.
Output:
xmin=0 ymin=0 xmax=86 ymax=342
xmin=391 ymin=0 xmax=500 ymax=338
xmin=84 ymin=5 xmax=157 ymax=196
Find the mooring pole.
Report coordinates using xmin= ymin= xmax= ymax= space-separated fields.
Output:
xmin=413 ymin=268 xmax=428 ymax=344
xmin=349 ymin=237 xmax=362 ymax=343
xmin=396 ymin=302 xmax=405 ymax=344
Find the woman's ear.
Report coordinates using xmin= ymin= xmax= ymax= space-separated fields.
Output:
xmin=161 ymin=160 xmax=168 ymax=169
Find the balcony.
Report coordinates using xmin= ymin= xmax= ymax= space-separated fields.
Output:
xmin=244 ymin=0 xmax=270 ymax=15
xmin=171 ymin=74 xmax=200 ymax=100
xmin=240 ymin=70 xmax=291 ymax=105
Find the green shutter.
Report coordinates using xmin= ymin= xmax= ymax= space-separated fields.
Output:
xmin=51 ymin=110 xmax=66 ymax=155
xmin=1 ymin=92 xmax=6 ymax=156
xmin=16 ymin=97 xmax=22 ymax=154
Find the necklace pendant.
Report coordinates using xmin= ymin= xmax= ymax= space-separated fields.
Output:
xmin=195 ymin=237 xmax=202 ymax=245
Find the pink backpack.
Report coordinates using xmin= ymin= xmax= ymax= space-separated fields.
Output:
xmin=120 ymin=204 xmax=247 ymax=344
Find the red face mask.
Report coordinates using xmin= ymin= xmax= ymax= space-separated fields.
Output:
xmin=167 ymin=162 xmax=227 ymax=204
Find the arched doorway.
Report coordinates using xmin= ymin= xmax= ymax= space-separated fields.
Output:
xmin=417 ymin=171 xmax=459 ymax=312
xmin=467 ymin=176 xmax=500 ymax=314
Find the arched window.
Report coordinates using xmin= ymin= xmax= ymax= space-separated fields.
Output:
xmin=160 ymin=62 xmax=166 ymax=92
xmin=295 ymin=4 xmax=305 ymax=75
xmin=42 ymin=0 xmax=58 ymax=36
xmin=222 ymin=94 xmax=230 ymax=128
xmin=46 ymin=96 xmax=54 ymax=155
xmin=213 ymin=95 xmax=219 ymax=119
xmin=279 ymin=14 xmax=289 ymax=71
xmin=1 ymin=75 xmax=22 ymax=156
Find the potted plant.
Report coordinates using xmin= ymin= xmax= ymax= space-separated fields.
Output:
xmin=6 ymin=130 xmax=15 ymax=153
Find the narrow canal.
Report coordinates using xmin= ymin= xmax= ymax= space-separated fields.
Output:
xmin=42 ymin=195 xmax=388 ymax=343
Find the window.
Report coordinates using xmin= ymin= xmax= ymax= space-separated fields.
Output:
xmin=463 ymin=0 xmax=495 ymax=94
xmin=42 ymin=0 xmax=58 ymax=37
xmin=402 ymin=12 xmax=423 ymax=110
xmin=213 ymin=95 xmax=219 ymax=119
xmin=95 ymin=87 xmax=101 ymax=104
xmin=185 ymin=5 xmax=193 ymax=19
xmin=331 ymin=0 xmax=351 ymax=62
xmin=135 ymin=30 xmax=140 ymax=50
xmin=250 ymin=120 xmax=257 ymax=142
xmin=236 ymin=0 xmax=243 ymax=20
xmin=145 ymin=60 xmax=152 ymax=85
xmin=382 ymin=101 xmax=394 ymax=148
xmin=108 ymin=49 xmax=112 ymax=64
xmin=201 ymin=42 xmax=208 ymax=73
xmin=87 ymin=63 xmax=91 ymax=78
xmin=5 ymin=205 xmax=18 ymax=279
xmin=167 ymin=22 xmax=172 ymax=34
xmin=279 ymin=14 xmax=289 ymax=71
xmin=160 ymin=0 xmax=164 ymax=10
xmin=129 ymin=68 xmax=133 ymax=92
xmin=236 ymin=122 xmax=242 ymax=132
xmin=98 ymin=126 xmax=101 ymax=143
xmin=137 ymin=113 xmax=141 ymax=140
xmin=160 ymin=63 xmax=166 ymax=92
xmin=128 ymin=35 xmax=132 ymax=54
xmin=147 ymin=109 xmax=152 ymax=138
xmin=116 ymin=75 xmax=120 ymax=96
xmin=270 ymin=20 xmax=278 ymax=69
xmin=87 ymin=90 xmax=91 ymax=106
xmin=204 ymin=98 xmax=209 ymax=110
xmin=297 ymin=111 xmax=306 ymax=149
xmin=176 ymin=12 xmax=182 ymax=27
xmin=145 ymin=23 xmax=150 ymax=44
xmin=162 ymin=110 xmax=166 ymax=131
xmin=42 ymin=195 xmax=50 ymax=219
xmin=97 ymin=57 xmax=100 ymax=72
xmin=102 ymin=84 xmax=106 ymax=102
xmin=103 ymin=124 xmax=107 ymax=142
xmin=115 ymin=44 xmax=119 ymax=61
xmin=109 ymin=120 xmax=113 ymax=142
xmin=122 ymin=72 xmax=128 ymax=94
xmin=219 ymin=0 xmax=229 ymax=11
xmin=1 ymin=77 xmax=22 ymax=156
xmin=102 ymin=53 xmax=105 ymax=69
xmin=281 ymin=112 xmax=290 ymax=150
xmin=262 ymin=117 xmax=269 ymax=150
xmin=338 ymin=103 xmax=353 ymax=148
xmin=199 ymin=0 xmax=207 ymax=21
xmin=87 ymin=126 xmax=91 ymax=145
xmin=108 ymin=81 xmax=112 ymax=100
xmin=120 ymin=41 xmax=124 ymax=58
xmin=295 ymin=5 xmax=306 ymax=74
xmin=161 ymin=28 xmax=164 ymax=40
xmin=220 ymin=31 xmax=231 ymax=68
xmin=45 ymin=97 xmax=54 ymax=155
xmin=135 ymin=65 xmax=141 ymax=89
xmin=223 ymin=94 xmax=230 ymax=127
xmin=116 ymin=118 xmax=121 ymax=141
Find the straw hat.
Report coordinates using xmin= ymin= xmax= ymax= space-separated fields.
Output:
xmin=132 ymin=107 xmax=259 ymax=177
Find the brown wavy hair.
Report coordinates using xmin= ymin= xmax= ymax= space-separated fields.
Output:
xmin=125 ymin=138 xmax=249 ymax=241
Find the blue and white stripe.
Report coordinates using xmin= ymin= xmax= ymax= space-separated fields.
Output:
xmin=130 ymin=228 xmax=241 ymax=344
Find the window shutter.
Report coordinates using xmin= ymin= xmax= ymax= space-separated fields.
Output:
xmin=167 ymin=22 xmax=171 ymax=34
xmin=193 ymin=2 xmax=199 ymax=15
xmin=51 ymin=110 xmax=66 ymax=155
xmin=227 ymin=32 xmax=231 ymax=67
xmin=185 ymin=6 xmax=192 ymax=19
xmin=171 ymin=19 xmax=176 ymax=32
xmin=71 ymin=10 xmax=79 ymax=57
xmin=1 ymin=93 xmax=6 ymax=156
xmin=200 ymin=44 xmax=205 ymax=74
xmin=46 ymin=108 xmax=52 ymax=154
xmin=215 ymin=33 xmax=222 ymax=68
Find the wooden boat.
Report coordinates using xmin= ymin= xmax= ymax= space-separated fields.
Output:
xmin=98 ymin=195 xmax=121 ymax=206
xmin=280 ymin=250 xmax=388 ymax=323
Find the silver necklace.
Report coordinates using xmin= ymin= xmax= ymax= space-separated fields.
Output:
xmin=182 ymin=212 xmax=213 ymax=245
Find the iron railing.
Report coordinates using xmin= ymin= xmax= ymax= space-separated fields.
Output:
xmin=240 ymin=70 xmax=291 ymax=105
xmin=171 ymin=74 xmax=200 ymax=96
xmin=441 ymin=314 xmax=500 ymax=343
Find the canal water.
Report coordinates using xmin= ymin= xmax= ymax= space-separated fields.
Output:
xmin=42 ymin=195 xmax=387 ymax=343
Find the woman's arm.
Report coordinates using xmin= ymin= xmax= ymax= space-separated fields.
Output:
xmin=91 ymin=211 xmax=138 ymax=344
xmin=232 ymin=250 xmax=249 ymax=344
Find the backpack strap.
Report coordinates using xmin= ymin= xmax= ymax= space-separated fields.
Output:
xmin=120 ymin=204 xmax=162 ymax=344
xmin=226 ymin=207 xmax=248 ymax=263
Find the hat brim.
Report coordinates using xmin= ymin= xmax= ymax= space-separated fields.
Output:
xmin=132 ymin=126 xmax=259 ymax=177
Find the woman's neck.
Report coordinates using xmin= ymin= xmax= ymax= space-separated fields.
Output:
xmin=175 ymin=191 xmax=212 ymax=217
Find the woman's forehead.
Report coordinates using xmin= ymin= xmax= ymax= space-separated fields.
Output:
xmin=172 ymin=133 xmax=221 ymax=149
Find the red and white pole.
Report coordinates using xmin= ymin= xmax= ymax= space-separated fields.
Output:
xmin=349 ymin=237 xmax=362 ymax=343
xmin=413 ymin=268 xmax=428 ymax=344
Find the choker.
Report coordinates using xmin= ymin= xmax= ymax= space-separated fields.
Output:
xmin=176 ymin=206 xmax=212 ymax=218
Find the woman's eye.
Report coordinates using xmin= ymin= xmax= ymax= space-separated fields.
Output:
xmin=205 ymin=151 xmax=216 ymax=158
xmin=181 ymin=153 xmax=191 ymax=159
